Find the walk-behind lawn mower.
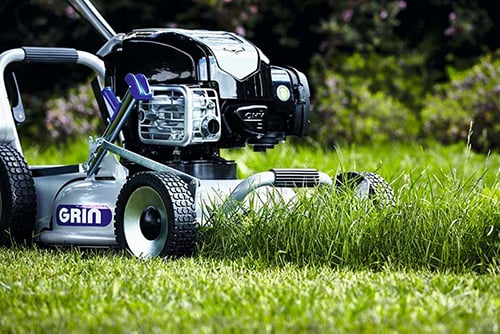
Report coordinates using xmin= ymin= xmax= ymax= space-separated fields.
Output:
xmin=0 ymin=0 xmax=394 ymax=258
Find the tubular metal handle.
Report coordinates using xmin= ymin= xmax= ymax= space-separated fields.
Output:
xmin=0 ymin=47 xmax=106 ymax=153
xmin=66 ymin=0 xmax=117 ymax=41
xmin=22 ymin=47 xmax=79 ymax=63
xmin=221 ymin=169 xmax=333 ymax=214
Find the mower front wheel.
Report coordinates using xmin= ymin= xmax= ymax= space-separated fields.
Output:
xmin=114 ymin=171 xmax=197 ymax=258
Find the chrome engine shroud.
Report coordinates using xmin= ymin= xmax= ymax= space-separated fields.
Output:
xmin=138 ymin=85 xmax=221 ymax=147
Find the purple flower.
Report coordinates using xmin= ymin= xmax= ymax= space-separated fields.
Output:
xmin=342 ymin=9 xmax=353 ymax=22
xmin=65 ymin=6 xmax=77 ymax=19
xmin=398 ymin=1 xmax=407 ymax=9
xmin=235 ymin=26 xmax=246 ymax=36
xmin=327 ymin=78 xmax=337 ymax=89
xmin=380 ymin=10 xmax=388 ymax=20
xmin=444 ymin=26 xmax=456 ymax=36
xmin=449 ymin=12 xmax=457 ymax=21
xmin=249 ymin=5 xmax=258 ymax=15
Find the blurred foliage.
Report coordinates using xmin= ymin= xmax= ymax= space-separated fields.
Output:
xmin=312 ymin=51 xmax=430 ymax=117
xmin=44 ymin=81 xmax=102 ymax=144
xmin=317 ymin=0 xmax=407 ymax=54
xmin=1 ymin=0 xmax=500 ymax=150
xmin=19 ymin=80 xmax=102 ymax=146
xmin=308 ymin=0 xmax=500 ymax=151
xmin=421 ymin=53 xmax=500 ymax=153
xmin=312 ymin=55 xmax=419 ymax=146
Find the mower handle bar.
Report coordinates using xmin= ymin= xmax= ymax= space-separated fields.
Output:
xmin=4 ymin=47 xmax=106 ymax=79
xmin=0 ymin=47 xmax=106 ymax=153
xmin=66 ymin=0 xmax=117 ymax=41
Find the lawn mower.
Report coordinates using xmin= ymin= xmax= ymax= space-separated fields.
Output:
xmin=0 ymin=0 xmax=394 ymax=258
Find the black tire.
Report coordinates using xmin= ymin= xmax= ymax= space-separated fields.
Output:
xmin=0 ymin=144 xmax=36 ymax=246
xmin=335 ymin=171 xmax=395 ymax=207
xmin=114 ymin=171 xmax=197 ymax=258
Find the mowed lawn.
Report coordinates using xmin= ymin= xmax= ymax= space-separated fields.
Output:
xmin=1 ymin=141 xmax=499 ymax=333
xmin=0 ymin=250 xmax=498 ymax=333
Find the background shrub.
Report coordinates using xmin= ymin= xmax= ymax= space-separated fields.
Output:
xmin=421 ymin=53 xmax=500 ymax=152
xmin=311 ymin=53 xmax=420 ymax=146
xmin=3 ymin=1 xmax=500 ymax=150
xmin=43 ymin=82 xmax=101 ymax=145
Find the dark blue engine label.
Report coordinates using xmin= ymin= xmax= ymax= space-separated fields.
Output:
xmin=56 ymin=205 xmax=113 ymax=227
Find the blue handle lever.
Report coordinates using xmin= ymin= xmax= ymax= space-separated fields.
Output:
xmin=101 ymin=87 xmax=121 ymax=116
xmin=125 ymin=73 xmax=153 ymax=100
xmin=101 ymin=73 xmax=152 ymax=118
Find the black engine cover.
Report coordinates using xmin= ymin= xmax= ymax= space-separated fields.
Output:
xmin=102 ymin=28 xmax=310 ymax=176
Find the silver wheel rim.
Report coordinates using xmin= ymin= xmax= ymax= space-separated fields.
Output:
xmin=354 ymin=178 xmax=371 ymax=199
xmin=123 ymin=186 xmax=168 ymax=258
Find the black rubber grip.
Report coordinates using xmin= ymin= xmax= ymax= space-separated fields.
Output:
xmin=22 ymin=47 xmax=79 ymax=63
xmin=271 ymin=168 xmax=320 ymax=187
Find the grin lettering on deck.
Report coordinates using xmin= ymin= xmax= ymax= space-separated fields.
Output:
xmin=56 ymin=205 xmax=112 ymax=227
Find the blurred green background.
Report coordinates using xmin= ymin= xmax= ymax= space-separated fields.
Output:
xmin=1 ymin=0 xmax=500 ymax=152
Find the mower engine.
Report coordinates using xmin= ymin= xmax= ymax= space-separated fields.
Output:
xmin=100 ymin=29 xmax=310 ymax=178
xmin=137 ymin=85 xmax=221 ymax=146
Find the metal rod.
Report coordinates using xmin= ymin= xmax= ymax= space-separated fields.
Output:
xmin=100 ymin=140 xmax=199 ymax=185
xmin=221 ymin=170 xmax=333 ymax=215
xmin=66 ymin=0 xmax=117 ymax=41
xmin=85 ymin=89 xmax=134 ymax=176
xmin=100 ymin=139 xmax=200 ymax=205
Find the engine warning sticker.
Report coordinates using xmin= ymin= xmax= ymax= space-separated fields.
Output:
xmin=56 ymin=205 xmax=113 ymax=227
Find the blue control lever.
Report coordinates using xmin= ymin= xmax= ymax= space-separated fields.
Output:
xmin=101 ymin=73 xmax=152 ymax=119
xmin=125 ymin=73 xmax=152 ymax=100
xmin=87 ymin=73 xmax=153 ymax=176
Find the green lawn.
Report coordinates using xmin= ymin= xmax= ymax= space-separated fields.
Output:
xmin=0 ymin=249 xmax=498 ymax=333
xmin=1 ymin=140 xmax=499 ymax=333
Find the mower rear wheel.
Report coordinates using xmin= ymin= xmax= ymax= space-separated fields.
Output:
xmin=114 ymin=171 xmax=197 ymax=258
xmin=0 ymin=144 xmax=36 ymax=246
xmin=335 ymin=172 xmax=395 ymax=207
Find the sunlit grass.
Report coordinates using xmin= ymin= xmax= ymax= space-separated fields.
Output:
xmin=199 ymin=176 xmax=499 ymax=273
xmin=0 ymin=248 xmax=498 ymax=333
xmin=22 ymin=137 xmax=90 ymax=165
xmin=2 ymin=140 xmax=498 ymax=332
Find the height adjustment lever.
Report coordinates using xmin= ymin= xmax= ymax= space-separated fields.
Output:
xmin=86 ymin=73 xmax=152 ymax=176
xmin=101 ymin=73 xmax=152 ymax=120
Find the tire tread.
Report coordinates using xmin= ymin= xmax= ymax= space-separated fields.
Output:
xmin=0 ymin=144 xmax=36 ymax=246
xmin=114 ymin=171 xmax=197 ymax=257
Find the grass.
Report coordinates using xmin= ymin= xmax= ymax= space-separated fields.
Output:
xmin=199 ymin=141 xmax=499 ymax=272
xmin=200 ymin=187 xmax=499 ymax=272
xmin=22 ymin=137 xmax=90 ymax=166
xmin=1 ymin=140 xmax=499 ymax=332
xmin=0 ymin=248 xmax=499 ymax=333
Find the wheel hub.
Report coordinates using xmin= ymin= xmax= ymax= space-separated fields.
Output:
xmin=122 ymin=185 xmax=168 ymax=257
xmin=140 ymin=206 xmax=162 ymax=240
